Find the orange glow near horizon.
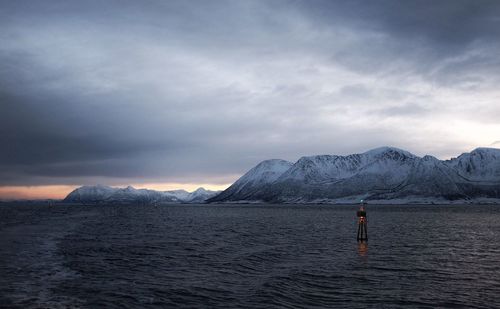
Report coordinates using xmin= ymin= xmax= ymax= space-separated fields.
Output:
xmin=0 ymin=185 xmax=79 ymax=200
xmin=0 ymin=183 xmax=231 ymax=200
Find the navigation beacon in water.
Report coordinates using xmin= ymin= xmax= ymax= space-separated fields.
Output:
xmin=356 ymin=200 xmax=368 ymax=242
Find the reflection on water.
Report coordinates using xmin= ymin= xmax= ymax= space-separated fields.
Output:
xmin=357 ymin=241 xmax=368 ymax=257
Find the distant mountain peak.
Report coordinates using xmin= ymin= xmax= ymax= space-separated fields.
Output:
xmin=471 ymin=147 xmax=500 ymax=155
xmin=192 ymin=187 xmax=208 ymax=193
xmin=207 ymin=158 xmax=293 ymax=202
xmin=254 ymin=159 xmax=293 ymax=168
xmin=363 ymin=146 xmax=416 ymax=158
xmin=422 ymin=155 xmax=438 ymax=161
xmin=64 ymin=185 xmax=221 ymax=204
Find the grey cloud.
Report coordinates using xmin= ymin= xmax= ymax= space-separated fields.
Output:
xmin=297 ymin=0 xmax=500 ymax=49
xmin=376 ymin=103 xmax=429 ymax=117
xmin=338 ymin=84 xmax=373 ymax=101
xmin=1 ymin=0 xmax=499 ymax=187
xmin=296 ymin=0 xmax=500 ymax=86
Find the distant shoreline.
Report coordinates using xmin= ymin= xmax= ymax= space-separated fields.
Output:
xmin=2 ymin=200 xmax=500 ymax=206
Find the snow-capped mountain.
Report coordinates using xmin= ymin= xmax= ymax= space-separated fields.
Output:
xmin=209 ymin=159 xmax=293 ymax=202
xmin=64 ymin=185 xmax=118 ymax=203
xmin=208 ymin=147 xmax=500 ymax=203
xmin=185 ymin=187 xmax=219 ymax=203
xmin=64 ymin=185 xmax=220 ymax=204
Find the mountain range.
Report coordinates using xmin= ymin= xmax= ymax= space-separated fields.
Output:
xmin=208 ymin=147 xmax=500 ymax=204
xmin=64 ymin=185 xmax=220 ymax=204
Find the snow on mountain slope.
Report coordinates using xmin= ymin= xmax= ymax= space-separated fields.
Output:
xmin=63 ymin=185 xmax=118 ymax=203
xmin=209 ymin=147 xmax=500 ymax=203
xmin=105 ymin=186 xmax=174 ymax=203
xmin=207 ymin=159 xmax=293 ymax=202
xmin=445 ymin=148 xmax=500 ymax=182
xmin=164 ymin=189 xmax=190 ymax=201
xmin=263 ymin=147 xmax=420 ymax=202
xmin=277 ymin=155 xmax=361 ymax=183
xmin=64 ymin=186 xmax=220 ymax=204
xmin=362 ymin=146 xmax=416 ymax=159
xmin=185 ymin=188 xmax=220 ymax=203
xmin=276 ymin=147 xmax=417 ymax=184
xmin=373 ymin=155 xmax=464 ymax=200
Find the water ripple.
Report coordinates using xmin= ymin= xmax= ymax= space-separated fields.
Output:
xmin=1 ymin=203 xmax=500 ymax=307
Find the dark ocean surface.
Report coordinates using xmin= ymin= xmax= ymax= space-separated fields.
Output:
xmin=1 ymin=203 xmax=499 ymax=308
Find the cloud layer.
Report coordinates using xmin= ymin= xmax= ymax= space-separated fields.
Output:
xmin=1 ymin=0 xmax=500 ymax=187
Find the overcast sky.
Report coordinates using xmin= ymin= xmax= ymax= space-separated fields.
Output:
xmin=1 ymin=0 xmax=500 ymax=198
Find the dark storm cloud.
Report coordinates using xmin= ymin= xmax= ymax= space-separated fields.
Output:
xmin=300 ymin=0 xmax=500 ymax=44
xmin=1 ymin=0 xmax=500 ymax=187
xmin=294 ymin=0 xmax=500 ymax=85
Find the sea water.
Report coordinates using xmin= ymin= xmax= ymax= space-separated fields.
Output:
xmin=1 ymin=203 xmax=499 ymax=308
